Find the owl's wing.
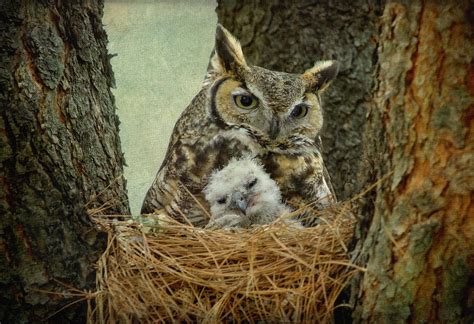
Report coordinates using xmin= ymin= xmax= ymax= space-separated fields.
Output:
xmin=141 ymin=163 xmax=211 ymax=226
xmin=321 ymin=162 xmax=337 ymax=199
xmin=141 ymin=132 xmax=256 ymax=227
xmin=263 ymin=139 xmax=337 ymax=227
xmin=157 ymin=89 xmax=209 ymax=173
xmin=141 ymin=88 xmax=210 ymax=218
xmin=315 ymin=136 xmax=337 ymax=199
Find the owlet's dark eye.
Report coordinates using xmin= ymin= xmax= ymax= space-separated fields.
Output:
xmin=291 ymin=104 xmax=309 ymax=118
xmin=217 ymin=197 xmax=227 ymax=204
xmin=247 ymin=178 xmax=258 ymax=189
xmin=234 ymin=95 xmax=258 ymax=110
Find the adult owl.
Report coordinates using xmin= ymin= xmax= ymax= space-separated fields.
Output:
xmin=203 ymin=157 xmax=292 ymax=229
xmin=141 ymin=24 xmax=339 ymax=227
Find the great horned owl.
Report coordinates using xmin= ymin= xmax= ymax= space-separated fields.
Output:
xmin=141 ymin=24 xmax=338 ymax=227
xmin=204 ymin=157 xmax=291 ymax=229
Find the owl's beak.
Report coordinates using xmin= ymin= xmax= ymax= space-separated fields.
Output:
xmin=231 ymin=192 xmax=248 ymax=214
xmin=269 ymin=116 xmax=280 ymax=140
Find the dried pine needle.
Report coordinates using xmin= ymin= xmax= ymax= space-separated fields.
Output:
xmin=87 ymin=203 xmax=359 ymax=323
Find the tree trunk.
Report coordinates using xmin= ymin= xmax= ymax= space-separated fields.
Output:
xmin=351 ymin=1 xmax=474 ymax=322
xmin=0 ymin=1 xmax=129 ymax=322
xmin=216 ymin=0 xmax=381 ymax=200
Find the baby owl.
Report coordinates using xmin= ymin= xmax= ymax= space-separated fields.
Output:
xmin=141 ymin=24 xmax=339 ymax=227
xmin=204 ymin=157 xmax=291 ymax=229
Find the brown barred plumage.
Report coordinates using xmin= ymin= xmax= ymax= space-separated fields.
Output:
xmin=141 ymin=25 xmax=339 ymax=226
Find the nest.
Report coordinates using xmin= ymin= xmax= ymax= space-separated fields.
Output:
xmin=88 ymin=204 xmax=359 ymax=323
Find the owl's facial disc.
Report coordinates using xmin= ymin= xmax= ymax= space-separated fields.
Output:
xmin=210 ymin=68 xmax=323 ymax=143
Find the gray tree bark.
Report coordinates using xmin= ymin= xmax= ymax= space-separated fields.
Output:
xmin=0 ymin=1 xmax=129 ymax=322
xmin=216 ymin=0 xmax=381 ymax=200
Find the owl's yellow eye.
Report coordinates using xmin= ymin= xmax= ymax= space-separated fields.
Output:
xmin=234 ymin=95 xmax=258 ymax=110
xmin=290 ymin=104 xmax=309 ymax=118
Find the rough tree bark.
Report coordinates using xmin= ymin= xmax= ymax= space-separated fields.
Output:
xmin=0 ymin=1 xmax=129 ymax=322
xmin=351 ymin=1 xmax=473 ymax=322
xmin=216 ymin=0 xmax=381 ymax=200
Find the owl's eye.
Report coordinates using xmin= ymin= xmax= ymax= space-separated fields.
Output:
xmin=234 ymin=95 xmax=258 ymax=110
xmin=291 ymin=104 xmax=309 ymax=118
xmin=247 ymin=178 xmax=258 ymax=189
xmin=217 ymin=197 xmax=227 ymax=204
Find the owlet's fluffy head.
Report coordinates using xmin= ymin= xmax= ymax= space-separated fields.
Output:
xmin=204 ymin=157 xmax=289 ymax=225
xmin=205 ymin=24 xmax=339 ymax=143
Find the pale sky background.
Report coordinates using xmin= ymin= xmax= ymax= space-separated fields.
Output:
xmin=104 ymin=0 xmax=217 ymax=214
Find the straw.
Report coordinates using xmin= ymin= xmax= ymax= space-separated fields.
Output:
xmin=87 ymin=201 xmax=359 ymax=323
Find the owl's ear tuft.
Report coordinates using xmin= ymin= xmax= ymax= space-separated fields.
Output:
xmin=300 ymin=60 xmax=339 ymax=93
xmin=210 ymin=24 xmax=247 ymax=75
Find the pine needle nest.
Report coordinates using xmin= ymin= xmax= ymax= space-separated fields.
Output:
xmin=88 ymin=203 xmax=359 ymax=323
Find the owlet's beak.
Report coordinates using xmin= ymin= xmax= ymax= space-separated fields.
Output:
xmin=231 ymin=191 xmax=248 ymax=214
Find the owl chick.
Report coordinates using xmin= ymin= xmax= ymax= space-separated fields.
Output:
xmin=204 ymin=157 xmax=292 ymax=229
xmin=141 ymin=24 xmax=339 ymax=227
